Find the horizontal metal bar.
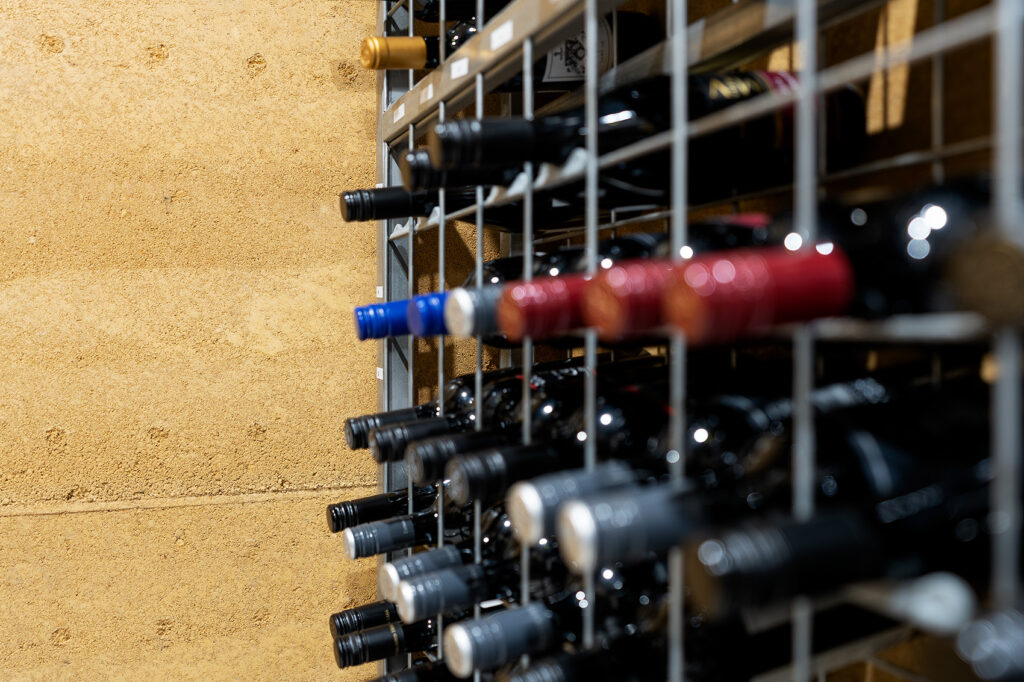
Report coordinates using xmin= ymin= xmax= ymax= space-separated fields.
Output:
xmin=777 ymin=312 xmax=989 ymax=343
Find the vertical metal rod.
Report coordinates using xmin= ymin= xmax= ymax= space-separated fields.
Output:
xmin=474 ymin=75 xmax=485 ymax=435
xmin=792 ymin=0 xmax=818 ymax=678
xmin=520 ymin=38 xmax=535 ymax=626
xmin=581 ymin=0 xmax=600 ymax=652
xmin=668 ymin=0 xmax=688 ymax=678
xmin=408 ymin=0 xmax=415 ymax=90
xmin=439 ymin=0 xmax=447 ymax=64
xmin=472 ymin=7 xmax=485 ymax=670
xmin=436 ymin=98 xmax=447 ymax=662
xmin=930 ymin=0 xmax=946 ymax=185
xmin=438 ymin=101 xmax=447 ymax=422
xmin=408 ymin=121 xmax=417 ymax=526
xmin=611 ymin=9 xmax=619 ymax=67
xmin=992 ymin=0 xmax=1024 ymax=611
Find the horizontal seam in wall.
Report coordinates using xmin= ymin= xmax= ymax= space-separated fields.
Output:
xmin=0 ymin=483 xmax=377 ymax=518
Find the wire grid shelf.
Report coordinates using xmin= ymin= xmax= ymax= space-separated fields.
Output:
xmin=370 ymin=0 xmax=1023 ymax=678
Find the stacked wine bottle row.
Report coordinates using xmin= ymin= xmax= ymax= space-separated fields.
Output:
xmin=329 ymin=347 xmax=1020 ymax=679
xmin=338 ymin=0 xmax=1024 ymax=680
xmin=352 ymin=181 xmax=1021 ymax=346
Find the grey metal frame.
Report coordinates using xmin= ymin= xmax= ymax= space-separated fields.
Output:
xmin=371 ymin=0 xmax=1023 ymax=678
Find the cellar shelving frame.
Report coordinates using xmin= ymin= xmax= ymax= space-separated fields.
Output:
xmin=370 ymin=0 xmax=1024 ymax=679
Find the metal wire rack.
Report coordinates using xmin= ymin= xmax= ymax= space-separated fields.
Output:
xmin=370 ymin=0 xmax=1023 ymax=678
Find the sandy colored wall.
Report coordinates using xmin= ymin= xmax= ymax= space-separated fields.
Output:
xmin=0 ymin=1 xmax=381 ymax=679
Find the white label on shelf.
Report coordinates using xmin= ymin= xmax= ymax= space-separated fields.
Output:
xmin=376 ymin=367 xmax=384 ymax=380
xmin=490 ymin=20 xmax=514 ymax=50
xmin=375 ymin=182 xmax=384 ymax=188
xmin=375 ymin=286 xmax=384 ymax=299
xmin=688 ymin=18 xmax=706 ymax=64
xmin=542 ymin=15 xmax=611 ymax=82
xmin=420 ymin=82 xmax=434 ymax=103
xmin=392 ymin=102 xmax=406 ymax=124
xmin=764 ymin=0 xmax=792 ymax=28
xmin=449 ymin=57 xmax=469 ymax=80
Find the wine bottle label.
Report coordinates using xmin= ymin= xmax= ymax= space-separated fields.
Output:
xmin=542 ymin=16 xmax=612 ymax=83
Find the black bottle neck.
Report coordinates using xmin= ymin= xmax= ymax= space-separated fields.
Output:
xmin=327 ymin=486 xmax=435 ymax=533
xmin=329 ymin=600 xmax=399 ymax=639
xmin=333 ymin=619 xmax=437 ymax=668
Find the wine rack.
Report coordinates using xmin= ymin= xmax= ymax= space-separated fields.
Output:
xmin=368 ymin=0 xmax=1024 ymax=679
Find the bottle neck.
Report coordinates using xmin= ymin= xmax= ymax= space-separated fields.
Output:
xmin=329 ymin=600 xmax=400 ymax=638
xmin=334 ymin=619 xmax=436 ymax=668
xmin=341 ymin=187 xmax=435 ymax=221
xmin=360 ymin=36 xmax=439 ymax=70
xmin=326 ymin=486 xmax=435 ymax=533
xmin=446 ymin=444 xmax=572 ymax=506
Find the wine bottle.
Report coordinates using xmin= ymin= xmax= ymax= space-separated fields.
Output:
xmin=442 ymin=562 xmax=664 ymax=676
xmin=367 ymin=365 xmax=585 ymax=463
xmin=355 ymin=254 xmax=532 ymax=342
xmin=507 ymin=461 xmax=638 ymax=545
xmin=443 ymin=600 xmax=580 ymax=676
xmin=501 ymin=354 xmax=856 ymax=543
xmin=557 ymin=372 xmax=992 ymax=573
xmin=407 ymin=430 xmax=513 ymax=486
xmin=494 ymin=232 xmax=670 ymax=341
xmin=445 ymin=444 xmax=579 ymax=506
xmin=334 ymin=618 xmax=438 ymax=669
xmin=660 ymin=180 xmax=1019 ymax=344
xmin=359 ymin=231 xmax=663 ymax=344
xmin=581 ymin=213 xmax=773 ymax=340
xmin=686 ymin=458 xmax=993 ymax=620
xmin=427 ymin=72 xmax=863 ymax=208
xmin=441 ymin=377 xmax=677 ymax=507
xmin=326 ymin=486 xmax=436 ymax=533
xmin=342 ymin=497 xmax=473 ymax=559
xmin=428 ymin=72 xmax=862 ymax=169
xmin=400 ymin=149 xmax=519 ymax=191
xmin=369 ymin=355 xmax=665 ymax=463
xmin=380 ymin=545 xmax=470 ymax=602
xmin=340 ymin=186 xmax=476 ymax=222
xmin=345 ymin=355 xmax=576 ymax=449
xmin=444 ymin=247 xmax=583 ymax=340
xmin=379 ymin=506 xmax=513 ymax=599
xmin=395 ymin=538 xmax=568 ymax=624
xmin=395 ymin=562 xmax=515 ymax=623
xmin=496 ymin=219 xmax=766 ymax=341
xmin=329 ymin=600 xmax=400 ymax=639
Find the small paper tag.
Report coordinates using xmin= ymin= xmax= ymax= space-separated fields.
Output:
xmin=449 ymin=57 xmax=469 ymax=79
xmin=376 ymin=367 xmax=384 ymax=380
xmin=542 ymin=15 xmax=612 ymax=83
xmin=490 ymin=20 xmax=514 ymax=50
xmin=376 ymin=286 xmax=384 ymax=299
xmin=420 ymin=82 xmax=434 ymax=103
xmin=392 ymin=102 xmax=406 ymax=124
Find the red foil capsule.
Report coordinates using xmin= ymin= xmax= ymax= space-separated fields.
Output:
xmin=497 ymin=274 xmax=592 ymax=341
xmin=583 ymin=258 xmax=683 ymax=341
xmin=663 ymin=247 xmax=856 ymax=344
